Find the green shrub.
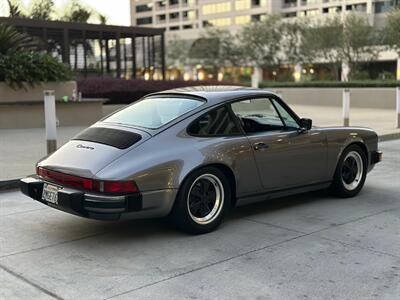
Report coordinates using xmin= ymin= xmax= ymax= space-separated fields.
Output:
xmin=259 ymin=80 xmax=400 ymax=88
xmin=0 ymin=51 xmax=72 ymax=89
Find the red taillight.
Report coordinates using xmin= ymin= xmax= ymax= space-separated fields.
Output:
xmin=102 ymin=181 xmax=139 ymax=193
xmin=37 ymin=167 xmax=93 ymax=190
xmin=36 ymin=167 xmax=139 ymax=194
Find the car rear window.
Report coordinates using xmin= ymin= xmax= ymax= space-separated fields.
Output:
xmin=104 ymin=96 xmax=205 ymax=129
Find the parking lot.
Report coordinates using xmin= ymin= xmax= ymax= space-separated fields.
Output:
xmin=1 ymin=140 xmax=399 ymax=300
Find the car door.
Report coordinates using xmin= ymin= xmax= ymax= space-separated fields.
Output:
xmin=230 ymin=97 xmax=327 ymax=191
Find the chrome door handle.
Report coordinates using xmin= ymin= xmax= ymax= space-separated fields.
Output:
xmin=253 ymin=142 xmax=269 ymax=150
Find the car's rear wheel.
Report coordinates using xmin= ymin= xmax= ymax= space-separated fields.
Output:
xmin=331 ymin=144 xmax=367 ymax=197
xmin=170 ymin=167 xmax=231 ymax=234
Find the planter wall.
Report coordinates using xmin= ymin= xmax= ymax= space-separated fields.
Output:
xmin=0 ymin=81 xmax=104 ymax=129
xmin=0 ymin=100 xmax=104 ymax=129
xmin=0 ymin=81 xmax=77 ymax=103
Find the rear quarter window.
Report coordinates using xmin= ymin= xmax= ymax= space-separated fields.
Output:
xmin=188 ymin=106 xmax=241 ymax=137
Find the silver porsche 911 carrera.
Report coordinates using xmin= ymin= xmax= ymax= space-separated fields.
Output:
xmin=21 ymin=86 xmax=382 ymax=234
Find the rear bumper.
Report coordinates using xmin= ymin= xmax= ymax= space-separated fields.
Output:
xmin=20 ymin=177 xmax=177 ymax=221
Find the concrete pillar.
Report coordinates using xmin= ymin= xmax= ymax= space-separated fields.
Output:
xmin=44 ymin=90 xmax=57 ymax=154
xmin=131 ymin=35 xmax=137 ymax=79
xmin=251 ymin=67 xmax=262 ymax=88
xmin=366 ymin=1 xmax=373 ymax=14
xmin=62 ymin=28 xmax=70 ymax=65
xmin=116 ymin=32 xmax=122 ymax=78
xmin=161 ymin=33 xmax=166 ymax=80
xmin=341 ymin=62 xmax=350 ymax=82
xmin=343 ymin=89 xmax=350 ymax=127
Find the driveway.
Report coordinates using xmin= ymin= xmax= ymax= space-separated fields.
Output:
xmin=1 ymin=140 xmax=399 ymax=300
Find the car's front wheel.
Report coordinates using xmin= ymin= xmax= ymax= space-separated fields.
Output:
xmin=170 ymin=167 xmax=231 ymax=234
xmin=331 ymin=144 xmax=367 ymax=197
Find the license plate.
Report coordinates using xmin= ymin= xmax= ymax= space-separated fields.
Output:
xmin=42 ymin=183 xmax=62 ymax=205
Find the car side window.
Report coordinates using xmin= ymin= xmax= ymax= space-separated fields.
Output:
xmin=271 ymin=99 xmax=300 ymax=129
xmin=230 ymin=98 xmax=285 ymax=134
xmin=187 ymin=105 xmax=241 ymax=137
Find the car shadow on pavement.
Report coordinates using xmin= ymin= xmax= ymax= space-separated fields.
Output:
xmin=40 ymin=188 xmax=376 ymax=246
xmin=59 ymin=190 xmax=333 ymax=241
xmin=229 ymin=190 xmax=332 ymax=220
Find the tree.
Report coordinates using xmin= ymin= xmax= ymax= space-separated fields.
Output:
xmin=300 ymin=14 xmax=380 ymax=80
xmin=386 ymin=8 xmax=400 ymax=55
xmin=0 ymin=24 xmax=37 ymax=55
xmin=200 ymin=28 xmax=245 ymax=81
xmin=62 ymin=0 xmax=93 ymax=69
xmin=202 ymin=28 xmax=244 ymax=68
xmin=189 ymin=29 xmax=243 ymax=67
xmin=238 ymin=15 xmax=283 ymax=69
xmin=29 ymin=0 xmax=54 ymax=20
xmin=98 ymin=13 xmax=108 ymax=25
xmin=62 ymin=0 xmax=92 ymax=23
xmin=341 ymin=13 xmax=380 ymax=79
xmin=6 ymin=0 xmax=24 ymax=17
xmin=167 ymin=36 xmax=192 ymax=69
xmin=280 ymin=20 xmax=306 ymax=66
xmin=300 ymin=17 xmax=343 ymax=80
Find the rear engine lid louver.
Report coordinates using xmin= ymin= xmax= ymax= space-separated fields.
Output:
xmin=73 ymin=127 xmax=142 ymax=150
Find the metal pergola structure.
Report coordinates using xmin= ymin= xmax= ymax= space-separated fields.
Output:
xmin=0 ymin=17 xmax=166 ymax=79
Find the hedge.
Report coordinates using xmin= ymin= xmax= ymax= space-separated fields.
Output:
xmin=0 ymin=52 xmax=72 ymax=89
xmin=259 ymin=80 xmax=400 ymax=88
xmin=78 ymin=78 xmax=233 ymax=105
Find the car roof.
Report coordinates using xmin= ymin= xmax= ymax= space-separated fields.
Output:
xmin=149 ymin=86 xmax=279 ymax=106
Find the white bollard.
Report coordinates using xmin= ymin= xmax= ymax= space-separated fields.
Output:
xmin=44 ymin=90 xmax=57 ymax=154
xmin=343 ymin=89 xmax=350 ymax=127
xmin=251 ymin=67 xmax=261 ymax=88
xmin=396 ymin=87 xmax=400 ymax=129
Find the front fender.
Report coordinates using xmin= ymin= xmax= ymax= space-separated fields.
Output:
xmin=325 ymin=127 xmax=378 ymax=178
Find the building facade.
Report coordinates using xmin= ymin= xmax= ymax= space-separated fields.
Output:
xmin=130 ymin=0 xmax=400 ymax=81
xmin=130 ymin=0 xmax=399 ymax=40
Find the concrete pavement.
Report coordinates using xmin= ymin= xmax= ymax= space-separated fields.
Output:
xmin=0 ymin=140 xmax=399 ymax=300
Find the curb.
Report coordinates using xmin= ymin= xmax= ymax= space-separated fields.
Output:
xmin=0 ymin=179 xmax=20 ymax=192
xmin=0 ymin=134 xmax=399 ymax=192
xmin=378 ymin=132 xmax=400 ymax=142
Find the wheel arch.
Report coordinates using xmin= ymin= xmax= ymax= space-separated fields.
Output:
xmin=178 ymin=163 xmax=237 ymax=208
xmin=336 ymin=140 xmax=369 ymax=172
xmin=351 ymin=142 xmax=368 ymax=161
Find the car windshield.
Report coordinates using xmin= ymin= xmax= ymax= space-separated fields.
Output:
xmin=103 ymin=97 xmax=205 ymax=129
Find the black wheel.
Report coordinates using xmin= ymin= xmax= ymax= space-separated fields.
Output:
xmin=170 ymin=167 xmax=231 ymax=234
xmin=331 ymin=144 xmax=367 ymax=198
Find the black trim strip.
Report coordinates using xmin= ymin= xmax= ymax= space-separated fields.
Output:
xmin=238 ymin=181 xmax=332 ymax=200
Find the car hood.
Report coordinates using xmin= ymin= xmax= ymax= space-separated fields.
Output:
xmin=37 ymin=124 xmax=151 ymax=178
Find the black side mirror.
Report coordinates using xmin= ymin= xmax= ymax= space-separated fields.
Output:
xmin=299 ymin=118 xmax=312 ymax=131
